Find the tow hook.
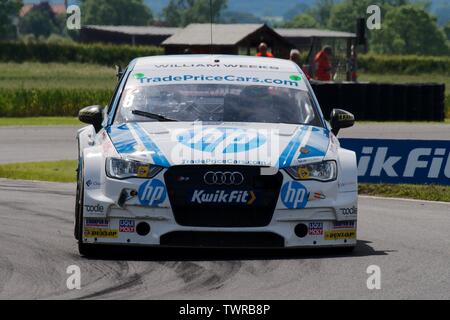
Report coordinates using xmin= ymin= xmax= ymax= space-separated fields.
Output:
xmin=117 ymin=188 xmax=138 ymax=208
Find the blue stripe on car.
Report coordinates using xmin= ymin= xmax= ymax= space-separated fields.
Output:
xmin=107 ymin=123 xmax=138 ymax=154
xmin=277 ymin=126 xmax=309 ymax=168
xmin=299 ymin=127 xmax=330 ymax=160
xmin=129 ymin=122 xmax=171 ymax=168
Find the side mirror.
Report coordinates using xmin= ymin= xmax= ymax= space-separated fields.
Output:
xmin=330 ymin=109 xmax=355 ymax=136
xmin=78 ymin=105 xmax=104 ymax=132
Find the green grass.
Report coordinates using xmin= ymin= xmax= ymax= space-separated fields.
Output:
xmin=0 ymin=62 xmax=447 ymax=120
xmin=359 ymin=183 xmax=450 ymax=202
xmin=0 ymin=62 xmax=116 ymax=89
xmin=0 ymin=160 xmax=77 ymax=183
xmin=0 ymin=117 xmax=81 ymax=126
xmin=0 ymin=160 xmax=449 ymax=202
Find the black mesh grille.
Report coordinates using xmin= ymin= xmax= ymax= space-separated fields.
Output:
xmin=160 ymin=231 xmax=284 ymax=248
xmin=164 ymin=166 xmax=283 ymax=227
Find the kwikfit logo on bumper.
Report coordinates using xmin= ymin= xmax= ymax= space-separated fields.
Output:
xmin=340 ymin=139 xmax=450 ymax=185
xmin=191 ymin=190 xmax=256 ymax=205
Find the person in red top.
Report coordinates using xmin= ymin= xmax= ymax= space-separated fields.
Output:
xmin=256 ymin=42 xmax=274 ymax=57
xmin=289 ymin=49 xmax=311 ymax=80
xmin=314 ymin=46 xmax=333 ymax=81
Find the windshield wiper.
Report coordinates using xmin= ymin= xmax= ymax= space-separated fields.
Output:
xmin=132 ymin=109 xmax=177 ymax=122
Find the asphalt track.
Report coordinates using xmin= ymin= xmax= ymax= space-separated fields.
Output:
xmin=0 ymin=178 xmax=448 ymax=300
xmin=0 ymin=124 xmax=449 ymax=299
xmin=0 ymin=123 xmax=448 ymax=163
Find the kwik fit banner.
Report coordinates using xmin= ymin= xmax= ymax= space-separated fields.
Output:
xmin=340 ymin=139 xmax=450 ymax=185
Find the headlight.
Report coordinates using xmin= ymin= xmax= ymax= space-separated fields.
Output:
xmin=284 ymin=161 xmax=337 ymax=182
xmin=106 ymin=157 xmax=163 ymax=179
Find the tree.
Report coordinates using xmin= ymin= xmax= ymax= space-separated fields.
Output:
xmin=19 ymin=2 xmax=62 ymax=38
xmin=282 ymin=14 xmax=319 ymax=28
xmin=0 ymin=0 xmax=22 ymax=40
xmin=162 ymin=0 xmax=228 ymax=27
xmin=328 ymin=0 xmax=376 ymax=32
xmin=444 ymin=22 xmax=450 ymax=41
xmin=371 ymin=5 xmax=449 ymax=55
xmin=81 ymin=0 xmax=153 ymax=26
xmin=328 ymin=0 xmax=414 ymax=32
xmin=306 ymin=0 xmax=335 ymax=27
xmin=283 ymin=3 xmax=310 ymax=21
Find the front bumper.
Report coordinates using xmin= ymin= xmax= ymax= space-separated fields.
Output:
xmin=81 ymin=167 xmax=357 ymax=248
xmin=82 ymin=210 xmax=357 ymax=248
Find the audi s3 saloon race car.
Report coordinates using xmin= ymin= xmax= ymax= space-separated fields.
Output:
xmin=75 ymin=54 xmax=358 ymax=256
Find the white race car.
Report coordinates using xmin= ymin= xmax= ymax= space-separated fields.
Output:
xmin=75 ymin=55 xmax=357 ymax=256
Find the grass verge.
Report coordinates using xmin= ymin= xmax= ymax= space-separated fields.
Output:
xmin=0 ymin=160 xmax=77 ymax=183
xmin=0 ymin=117 xmax=81 ymax=126
xmin=359 ymin=183 xmax=450 ymax=202
xmin=0 ymin=62 xmax=116 ymax=90
xmin=0 ymin=160 xmax=449 ymax=202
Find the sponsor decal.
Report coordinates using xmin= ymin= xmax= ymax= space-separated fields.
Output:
xmin=85 ymin=218 xmax=109 ymax=227
xmin=119 ymin=219 xmax=135 ymax=233
xmin=338 ymin=181 xmax=357 ymax=188
xmin=338 ymin=113 xmax=353 ymax=121
xmin=143 ymin=63 xmax=280 ymax=70
xmin=333 ymin=220 xmax=356 ymax=229
xmin=339 ymin=206 xmax=357 ymax=216
xmin=84 ymin=228 xmax=118 ymax=238
xmin=137 ymin=165 xmax=149 ymax=177
xmin=175 ymin=175 xmax=190 ymax=182
xmin=177 ymin=127 xmax=267 ymax=154
xmin=290 ymin=74 xmax=302 ymax=81
xmin=138 ymin=179 xmax=166 ymax=206
xmin=85 ymin=179 xmax=102 ymax=189
xmin=84 ymin=204 xmax=104 ymax=213
xmin=324 ymin=230 xmax=356 ymax=240
xmin=133 ymin=72 xmax=145 ymax=79
xmin=299 ymin=147 xmax=310 ymax=154
xmin=280 ymin=181 xmax=309 ymax=209
xmin=190 ymin=190 xmax=256 ymax=205
xmin=181 ymin=159 xmax=269 ymax=166
xmin=309 ymin=191 xmax=326 ymax=200
xmin=135 ymin=74 xmax=300 ymax=88
xmin=297 ymin=166 xmax=310 ymax=180
xmin=308 ymin=222 xmax=323 ymax=235
xmin=340 ymin=138 xmax=450 ymax=185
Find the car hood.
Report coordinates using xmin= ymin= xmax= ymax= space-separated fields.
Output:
xmin=107 ymin=122 xmax=330 ymax=168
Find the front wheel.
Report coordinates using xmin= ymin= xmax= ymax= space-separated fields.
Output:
xmin=75 ymin=171 xmax=102 ymax=257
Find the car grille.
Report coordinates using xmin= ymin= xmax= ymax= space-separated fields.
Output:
xmin=160 ymin=231 xmax=285 ymax=248
xmin=164 ymin=165 xmax=283 ymax=227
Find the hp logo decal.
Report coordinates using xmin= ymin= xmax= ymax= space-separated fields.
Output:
xmin=138 ymin=179 xmax=166 ymax=207
xmin=281 ymin=181 xmax=309 ymax=209
xmin=203 ymin=171 xmax=244 ymax=186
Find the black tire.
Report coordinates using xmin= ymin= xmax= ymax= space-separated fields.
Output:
xmin=75 ymin=167 xmax=101 ymax=257
xmin=74 ymin=166 xmax=82 ymax=240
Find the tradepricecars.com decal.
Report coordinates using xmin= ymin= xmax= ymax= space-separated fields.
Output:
xmin=129 ymin=70 xmax=307 ymax=90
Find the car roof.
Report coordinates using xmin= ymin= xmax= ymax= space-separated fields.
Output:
xmin=132 ymin=54 xmax=301 ymax=73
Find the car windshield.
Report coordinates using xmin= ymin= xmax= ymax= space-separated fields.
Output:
xmin=115 ymin=83 xmax=321 ymax=126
